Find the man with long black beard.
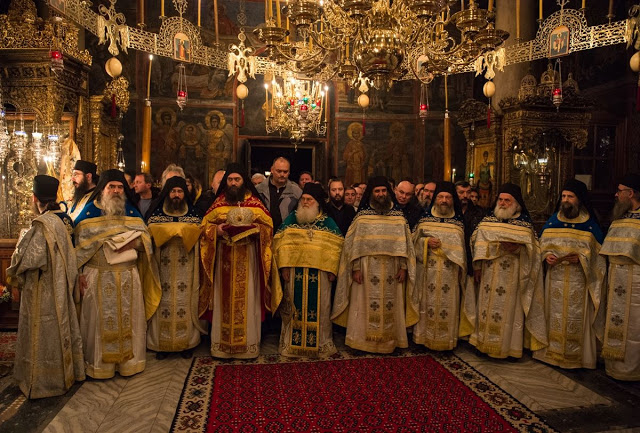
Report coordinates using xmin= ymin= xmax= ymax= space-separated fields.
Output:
xmin=465 ymin=183 xmax=548 ymax=359
xmin=326 ymin=178 xmax=356 ymax=236
xmin=74 ymin=169 xmax=161 ymax=379
xmin=200 ymin=163 xmax=273 ymax=359
xmin=67 ymin=160 xmax=98 ymax=222
xmin=332 ymin=176 xmax=418 ymax=353
xmin=272 ymin=183 xmax=343 ymax=358
xmin=534 ymin=179 xmax=605 ymax=369
xmin=600 ymin=173 xmax=640 ymax=380
xmin=146 ymin=177 xmax=205 ymax=359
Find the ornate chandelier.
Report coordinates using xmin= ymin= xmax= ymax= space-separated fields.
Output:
xmin=254 ymin=0 xmax=509 ymax=90
xmin=264 ymin=70 xmax=328 ymax=141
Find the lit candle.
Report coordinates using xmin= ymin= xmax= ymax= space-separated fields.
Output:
xmin=516 ymin=0 xmax=520 ymax=39
xmin=214 ymin=0 xmax=219 ymax=44
xmin=146 ymin=55 xmax=153 ymax=99
xmin=269 ymin=0 xmax=273 ymax=21
xmin=539 ymin=0 xmax=543 ymax=20
xmin=324 ymin=85 xmax=329 ymax=119
xmin=345 ymin=36 xmax=349 ymax=58
xmin=276 ymin=0 xmax=281 ymax=27
xmin=161 ymin=0 xmax=164 ymax=17
xmin=582 ymin=0 xmax=585 ymax=9
xmin=198 ymin=0 xmax=201 ymax=26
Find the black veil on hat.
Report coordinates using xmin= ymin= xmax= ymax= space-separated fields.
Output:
xmin=430 ymin=181 xmax=462 ymax=216
xmin=214 ymin=162 xmax=260 ymax=201
xmin=494 ymin=182 xmax=531 ymax=221
xmin=620 ymin=173 xmax=640 ymax=193
xmin=301 ymin=182 xmax=328 ymax=213
xmin=33 ymin=175 xmax=59 ymax=202
xmin=358 ymin=176 xmax=394 ymax=212
xmin=88 ymin=169 xmax=137 ymax=205
xmin=146 ymin=176 xmax=192 ymax=219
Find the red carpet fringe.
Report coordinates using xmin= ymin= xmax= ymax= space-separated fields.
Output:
xmin=171 ymin=351 xmax=557 ymax=433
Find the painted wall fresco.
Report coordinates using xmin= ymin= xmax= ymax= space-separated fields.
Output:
xmin=335 ymin=119 xmax=416 ymax=186
xmin=149 ymin=105 xmax=234 ymax=185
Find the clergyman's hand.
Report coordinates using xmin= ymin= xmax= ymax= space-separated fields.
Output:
xmin=501 ymin=242 xmax=521 ymax=253
xmin=328 ymin=273 xmax=336 ymax=282
xmin=564 ymin=253 xmax=580 ymax=264
xmin=427 ymin=238 xmax=441 ymax=249
xmin=352 ymin=270 xmax=363 ymax=284
xmin=395 ymin=268 xmax=407 ymax=283
xmin=216 ymin=224 xmax=228 ymax=237
xmin=474 ymin=269 xmax=482 ymax=285
xmin=78 ymin=275 xmax=87 ymax=297
xmin=545 ymin=254 xmax=558 ymax=266
xmin=281 ymin=267 xmax=291 ymax=282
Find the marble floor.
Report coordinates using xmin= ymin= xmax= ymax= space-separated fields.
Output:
xmin=1 ymin=330 xmax=640 ymax=433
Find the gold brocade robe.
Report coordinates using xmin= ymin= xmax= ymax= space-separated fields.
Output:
xmin=534 ymin=211 xmax=605 ymax=369
xmin=7 ymin=211 xmax=85 ymax=398
xmin=75 ymin=215 xmax=161 ymax=378
xmin=466 ymin=216 xmax=548 ymax=358
xmin=147 ymin=218 xmax=205 ymax=352
xmin=331 ymin=208 xmax=418 ymax=353
xmin=412 ymin=214 xmax=467 ymax=351
xmin=200 ymin=193 xmax=273 ymax=358
xmin=600 ymin=209 xmax=640 ymax=380
xmin=272 ymin=213 xmax=344 ymax=358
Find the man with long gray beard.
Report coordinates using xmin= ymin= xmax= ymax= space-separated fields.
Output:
xmin=74 ymin=169 xmax=161 ymax=379
xmin=67 ymin=160 xmax=98 ymax=222
xmin=465 ymin=183 xmax=548 ymax=359
xmin=600 ymin=173 xmax=640 ymax=380
xmin=413 ymin=182 xmax=467 ymax=351
xmin=533 ymin=179 xmax=605 ymax=369
xmin=272 ymin=183 xmax=344 ymax=358
xmin=200 ymin=163 xmax=273 ymax=359
xmin=146 ymin=176 xmax=205 ymax=359
xmin=332 ymin=176 xmax=418 ymax=353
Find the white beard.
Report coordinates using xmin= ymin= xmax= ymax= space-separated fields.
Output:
xmin=432 ymin=203 xmax=454 ymax=218
xmin=296 ymin=202 xmax=320 ymax=225
xmin=100 ymin=193 xmax=126 ymax=216
xmin=494 ymin=202 xmax=519 ymax=220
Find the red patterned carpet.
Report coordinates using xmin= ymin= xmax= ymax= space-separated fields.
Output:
xmin=0 ymin=332 xmax=16 ymax=367
xmin=171 ymin=353 xmax=557 ymax=433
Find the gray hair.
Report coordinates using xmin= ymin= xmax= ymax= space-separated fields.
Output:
xmin=161 ymin=164 xmax=185 ymax=187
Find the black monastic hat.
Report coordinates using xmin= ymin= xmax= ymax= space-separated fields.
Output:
xmin=33 ymin=175 xmax=59 ymax=202
xmin=620 ymin=173 xmax=640 ymax=193
xmin=73 ymin=159 xmax=97 ymax=176
xmin=302 ymin=182 xmax=328 ymax=213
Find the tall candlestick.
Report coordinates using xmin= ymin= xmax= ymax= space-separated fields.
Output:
xmin=198 ymin=0 xmax=201 ymax=26
xmin=461 ymin=0 xmax=464 ymax=11
xmin=516 ymin=0 xmax=520 ymax=39
xmin=214 ymin=0 xmax=219 ymax=44
xmin=161 ymin=0 xmax=164 ymax=17
xmin=276 ymin=0 xmax=281 ymax=27
xmin=444 ymin=74 xmax=449 ymax=111
xmin=265 ymin=0 xmax=269 ymax=22
xmin=265 ymin=84 xmax=269 ymax=119
xmin=539 ymin=0 xmax=543 ymax=20
xmin=345 ymin=37 xmax=349 ymax=58
xmin=608 ymin=0 xmax=613 ymax=17
xmin=582 ymin=0 xmax=585 ymax=9
xmin=139 ymin=0 xmax=144 ymax=25
xmin=488 ymin=0 xmax=493 ymax=12
xmin=146 ymin=55 xmax=153 ymax=99
xmin=269 ymin=0 xmax=273 ymax=21
xmin=324 ymin=86 xmax=329 ymax=120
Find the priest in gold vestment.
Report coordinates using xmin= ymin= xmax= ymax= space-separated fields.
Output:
xmin=146 ymin=176 xmax=205 ymax=358
xmin=600 ymin=173 xmax=640 ymax=381
xmin=534 ymin=179 xmax=605 ymax=369
xmin=200 ymin=163 xmax=273 ymax=359
xmin=272 ymin=183 xmax=344 ymax=358
xmin=332 ymin=176 xmax=418 ymax=353
xmin=75 ymin=170 xmax=161 ymax=379
xmin=413 ymin=182 xmax=467 ymax=351
xmin=466 ymin=183 xmax=547 ymax=358
xmin=7 ymin=175 xmax=85 ymax=398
